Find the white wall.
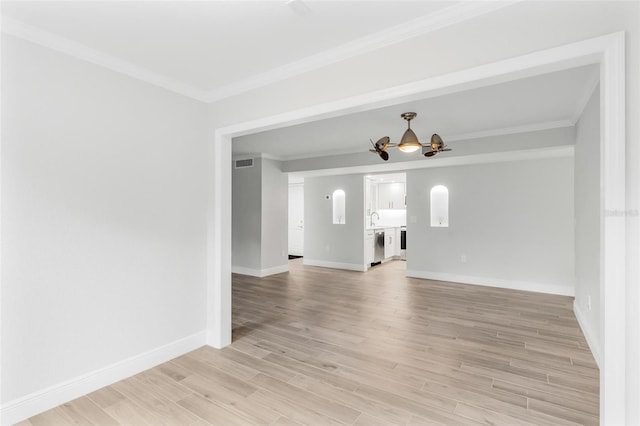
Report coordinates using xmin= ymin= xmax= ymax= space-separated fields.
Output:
xmin=261 ymin=158 xmax=288 ymax=271
xmin=573 ymin=87 xmax=602 ymax=364
xmin=304 ymin=174 xmax=365 ymax=270
xmin=231 ymin=157 xmax=288 ymax=276
xmin=3 ymin=1 xmax=639 ymax=422
xmin=232 ymin=158 xmax=262 ymax=271
xmin=1 ymin=34 xmax=208 ymax=413
xmin=405 ymin=156 xmax=575 ymax=296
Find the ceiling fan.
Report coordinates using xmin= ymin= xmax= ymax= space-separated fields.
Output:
xmin=368 ymin=112 xmax=451 ymax=161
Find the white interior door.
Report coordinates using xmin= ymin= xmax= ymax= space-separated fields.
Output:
xmin=288 ymin=183 xmax=304 ymax=256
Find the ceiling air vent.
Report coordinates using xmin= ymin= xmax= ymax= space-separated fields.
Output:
xmin=234 ymin=158 xmax=254 ymax=169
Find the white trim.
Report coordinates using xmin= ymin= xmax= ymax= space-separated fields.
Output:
xmin=215 ymin=38 xmax=612 ymax=140
xmin=1 ymin=2 xmax=518 ymax=104
xmin=0 ymin=331 xmax=207 ymax=426
xmin=203 ymin=1 xmax=520 ymax=102
xmin=571 ymin=70 xmax=601 ymax=124
xmin=207 ymin=131 xmax=232 ymax=349
xmin=444 ymin=120 xmax=574 ymax=143
xmin=303 ymin=259 xmax=366 ymax=272
xmin=287 ymin=146 xmax=575 ymax=179
xmin=0 ymin=13 xmax=4 ymax=418
xmin=573 ymin=300 xmax=602 ymax=368
xmin=406 ymin=270 xmax=574 ymax=297
xmin=599 ymin=31 xmax=626 ymax=425
xmin=232 ymin=153 xmax=285 ymax=162
xmin=1 ymin=16 xmax=208 ymax=102
xmin=231 ymin=264 xmax=289 ymax=277
xmin=209 ymin=31 xmax=627 ymax=423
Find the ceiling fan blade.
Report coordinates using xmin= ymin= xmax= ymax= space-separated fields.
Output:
xmin=379 ymin=150 xmax=389 ymax=161
xmin=369 ymin=149 xmax=378 ymax=153
xmin=375 ymin=136 xmax=390 ymax=151
xmin=441 ymin=149 xmax=452 ymax=152
xmin=429 ymin=134 xmax=443 ymax=152
xmin=424 ymin=151 xmax=438 ymax=157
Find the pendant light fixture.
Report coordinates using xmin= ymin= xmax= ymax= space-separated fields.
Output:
xmin=397 ymin=112 xmax=422 ymax=153
xmin=368 ymin=112 xmax=451 ymax=161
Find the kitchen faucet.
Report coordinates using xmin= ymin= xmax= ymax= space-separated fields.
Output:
xmin=370 ymin=211 xmax=379 ymax=227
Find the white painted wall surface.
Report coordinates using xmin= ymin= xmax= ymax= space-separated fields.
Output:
xmin=573 ymin=87 xmax=602 ymax=365
xmin=405 ymin=157 xmax=575 ymax=296
xmin=260 ymin=158 xmax=288 ymax=271
xmin=304 ymin=174 xmax=364 ymax=270
xmin=1 ymin=34 xmax=208 ymax=408
xmin=232 ymin=158 xmax=262 ymax=272
xmin=231 ymin=158 xmax=288 ymax=276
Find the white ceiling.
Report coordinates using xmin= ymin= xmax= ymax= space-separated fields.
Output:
xmin=1 ymin=1 xmax=599 ymax=162
xmin=1 ymin=0 xmax=461 ymax=99
xmin=233 ymin=64 xmax=599 ymax=160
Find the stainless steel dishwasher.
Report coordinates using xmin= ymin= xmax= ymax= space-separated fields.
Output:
xmin=374 ymin=230 xmax=385 ymax=263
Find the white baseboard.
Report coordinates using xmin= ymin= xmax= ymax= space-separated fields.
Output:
xmin=231 ymin=264 xmax=289 ymax=277
xmin=405 ymin=270 xmax=574 ymax=296
xmin=303 ymin=259 xmax=366 ymax=272
xmin=573 ymin=300 xmax=602 ymax=368
xmin=0 ymin=331 xmax=207 ymax=426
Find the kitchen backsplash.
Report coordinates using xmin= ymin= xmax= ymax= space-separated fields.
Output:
xmin=369 ymin=209 xmax=406 ymax=227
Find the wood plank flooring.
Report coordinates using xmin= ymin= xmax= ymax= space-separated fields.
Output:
xmin=19 ymin=259 xmax=599 ymax=425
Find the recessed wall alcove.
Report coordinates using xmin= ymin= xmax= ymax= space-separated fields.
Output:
xmin=430 ymin=185 xmax=449 ymax=227
xmin=332 ymin=189 xmax=346 ymax=224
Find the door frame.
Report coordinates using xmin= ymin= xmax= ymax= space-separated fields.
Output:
xmin=207 ymin=32 xmax=626 ymax=424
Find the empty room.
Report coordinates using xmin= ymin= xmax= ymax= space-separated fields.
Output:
xmin=1 ymin=1 xmax=639 ymax=426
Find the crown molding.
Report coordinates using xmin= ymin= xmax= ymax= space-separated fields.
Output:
xmin=443 ymin=120 xmax=574 ymax=142
xmin=232 ymin=152 xmax=285 ymax=162
xmin=287 ymin=145 xmax=576 ymax=179
xmin=1 ymin=3 xmax=520 ymax=104
xmin=203 ymin=1 xmax=522 ymax=103
xmin=1 ymin=16 xmax=209 ymax=102
xmin=570 ymin=69 xmax=600 ymax=124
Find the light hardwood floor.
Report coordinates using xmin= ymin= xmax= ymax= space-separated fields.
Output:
xmin=20 ymin=259 xmax=599 ymax=425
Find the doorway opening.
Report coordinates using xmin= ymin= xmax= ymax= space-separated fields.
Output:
xmin=288 ymin=175 xmax=304 ymax=259
xmin=213 ymin=33 xmax=626 ymax=423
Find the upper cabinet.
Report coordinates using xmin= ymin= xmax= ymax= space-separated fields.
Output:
xmin=365 ymin=178 xmax=378 ymax=216
xmin=378 ymin=182 xmax=405 ymax=210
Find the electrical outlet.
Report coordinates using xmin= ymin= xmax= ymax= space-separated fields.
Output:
xmin=461 ymin=254 xmax=467 ymax=263
xmin=588 ymin=295 xmax=592 ymax=311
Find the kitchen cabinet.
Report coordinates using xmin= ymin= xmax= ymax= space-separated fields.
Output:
xmin=365 ymin=229 xmax=375 ymax=265
xmin=384 ymin=227 xmax=395 ymax=259
xmin=378 ymin=182 xmax=405 ymax=209
xmin=365 ymin=178 xmax=378 ymax=217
